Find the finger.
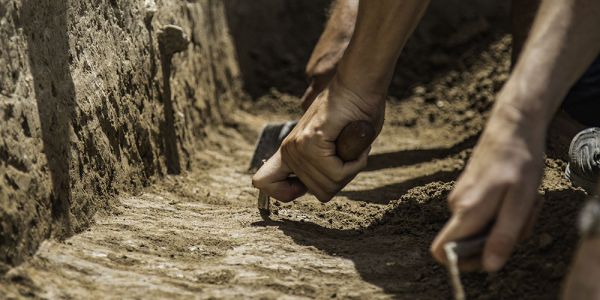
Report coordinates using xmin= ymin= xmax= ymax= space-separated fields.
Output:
xmin=262 ymin=178 xmax=308 ymax=203
xmin=300 ymin=133 xmax=370 ymax=182
xmin=289 ymin=162 xmax=335 ymax=202
xmin=333 ymin=148 xmax=371 ymax=194
xmin=282 ymin=145 xmax=337 ymax=202
xmin=252 ymin=151 xmax=307 ymax=202
xmin=341 ymin=146 xmax=370 ymax=176
xmin=457 ymin=257 xmax=483 ymax=272
xmin=301 ymin=81 xmax=321 ymax=111
xmin=519 ymin=195 xmax=544 ymax=241
xmin=431 ymin=183 xmax=506 ymax=265
xmin=483 ymin=184 xmax=538 ymax=272
xmin=305 ymin=146 xmax=369 ymax=197
xmin=253 ymin=150 xmax=291 ymax=185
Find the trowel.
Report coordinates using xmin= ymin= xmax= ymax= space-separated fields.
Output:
xmin=251 ymin=120 xmax=377 ymax=219
xmin=249 ymin=120 xmax=299 ymax=174
xmin=445 ymin=226 xmax=492 ymax=300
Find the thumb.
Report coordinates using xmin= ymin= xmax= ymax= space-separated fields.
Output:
xmin=252 ymin=150 xmax=307 ymax=202
xmin=301 ymin=80 xmax=320 ymax=111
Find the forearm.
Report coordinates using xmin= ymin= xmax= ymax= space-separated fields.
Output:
xmin=306 ymin=0 xmax=358 ymax=78
xmin=337 ymin=0 xmax=429 ymax=101
xmin=500 ymin=0 xmax=600 ymax=128
xmin=326 ymin=0 xmax=359 ymax=36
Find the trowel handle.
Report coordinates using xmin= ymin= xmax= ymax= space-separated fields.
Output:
xmin=336 ymin=120 xmax=376 ymax=162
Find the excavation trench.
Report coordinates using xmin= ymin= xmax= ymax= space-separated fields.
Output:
xmin=0 ymin=1 xmax=589 ymax=299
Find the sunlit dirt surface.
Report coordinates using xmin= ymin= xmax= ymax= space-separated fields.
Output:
xmin=0 ymin=36 xmax=587 ymax=300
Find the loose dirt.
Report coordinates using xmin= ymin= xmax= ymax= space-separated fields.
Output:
xmin=0 ymin=24 xmax=589 ymax=300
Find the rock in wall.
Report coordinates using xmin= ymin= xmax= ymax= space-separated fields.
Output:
xmin=0 ymin=0 xmax=242 ymax=271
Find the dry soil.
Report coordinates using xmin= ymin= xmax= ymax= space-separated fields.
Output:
xmin=0 ymin=14 xmax=589 ymax=300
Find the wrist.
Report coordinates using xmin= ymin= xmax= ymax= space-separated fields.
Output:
xmin=328 ymin=76 xmax=386 ymax=130
xmin=336 ymin=55 xmax=391 ymax=101
xmin=494 ymin=79 xmax=561 ymax=131
xmin=336 ymin=27 xmax=400 ymax=97
xmin=486 ymin=99 xmax=548 ymax=147
xmin=332 ymin=74 xmax=386 ymax=109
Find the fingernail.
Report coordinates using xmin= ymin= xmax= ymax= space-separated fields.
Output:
xmin=484 ymin=254 xmax=504 ymax=272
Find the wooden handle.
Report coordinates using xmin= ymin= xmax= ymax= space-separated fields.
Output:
xmin=336 ymin=120 xmax=376 ymax=162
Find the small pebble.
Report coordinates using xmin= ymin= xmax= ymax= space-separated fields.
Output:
xmin=413 ymin=86 xmax=426 ymax=95
xmin=158 ymin=25 xmax=190 ymax=56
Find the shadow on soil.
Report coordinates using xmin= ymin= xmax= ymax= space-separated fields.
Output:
xmin=255 ymin=184 xmax=454 ymax=299
xmin=256 ymin=186 xmax=587 ymax=299
xmin=339 ymin=135 xmax=476 ymax=204
xmin=364 ymin=135 xmax=477 ymax=172
xmin=23 ymin=0 xmax=74 ymax=237
xmin=340 ymin=169 xmax=461 ymax=205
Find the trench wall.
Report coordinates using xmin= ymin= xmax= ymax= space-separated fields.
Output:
xmin=0 ymin=0 xmax=242 ymax=271
xmin=225 ymin=0 xmax=508 ymax=99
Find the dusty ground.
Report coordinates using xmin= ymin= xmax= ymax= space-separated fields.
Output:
xmin=0 ymin=25 xmax=590 ymax=300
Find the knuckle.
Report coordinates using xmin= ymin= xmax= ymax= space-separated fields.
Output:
xmin=294 ymin=134 xmax=306 ymax=147
xmin=280 ymin=140 xmax=292 ymax=156
xmin=447 ymin=190 xmax=460 ymax=207
xmin=501 ymin=177 xmax=518 ymax=187
xmin=284 ymin=134 xmax=302 ymax=148
xmin=457 ymin=175 xmax=477 ymax=189
xmin=450 ymin=177 xmax=473 ymax=199
xmin=494 ymin=170 xmax=518 ymax=185
xmin=280 ymin=144 xmax=294 ymax=162
xmin=289 ymin=132 xmax=312 ymax=154
xmin=251 ymin=176 xmax=263 ymax=189
xmin=447 ymin=189 xmax=469 ymax=212
xmin=281 ymin=136 xmax=292 ymax=148
xmin=452 ymin=201 xmax=478 ymax=218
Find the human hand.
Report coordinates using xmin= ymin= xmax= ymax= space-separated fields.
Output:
xmin=301 ymin=68 xmax=336 ymax=111
xmin=562 ymin=237 xmax=600 ymax=299
xmin=300 ymin=0 xmax=358 ymax=110
xmin=300 ymin=33 xmax=349 ymax=111
xmin=431 ymin=102 xmax=546 ymax=272
xmin=252 ymin=77 xmax=384 ymax=202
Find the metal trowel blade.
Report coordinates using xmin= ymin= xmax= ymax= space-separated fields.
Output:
xmin=248 ymin=120 xmax=298 ymax=173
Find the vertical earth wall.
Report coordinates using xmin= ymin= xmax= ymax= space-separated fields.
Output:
xmin=0 ymin=0 xmax=242 ymax=271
